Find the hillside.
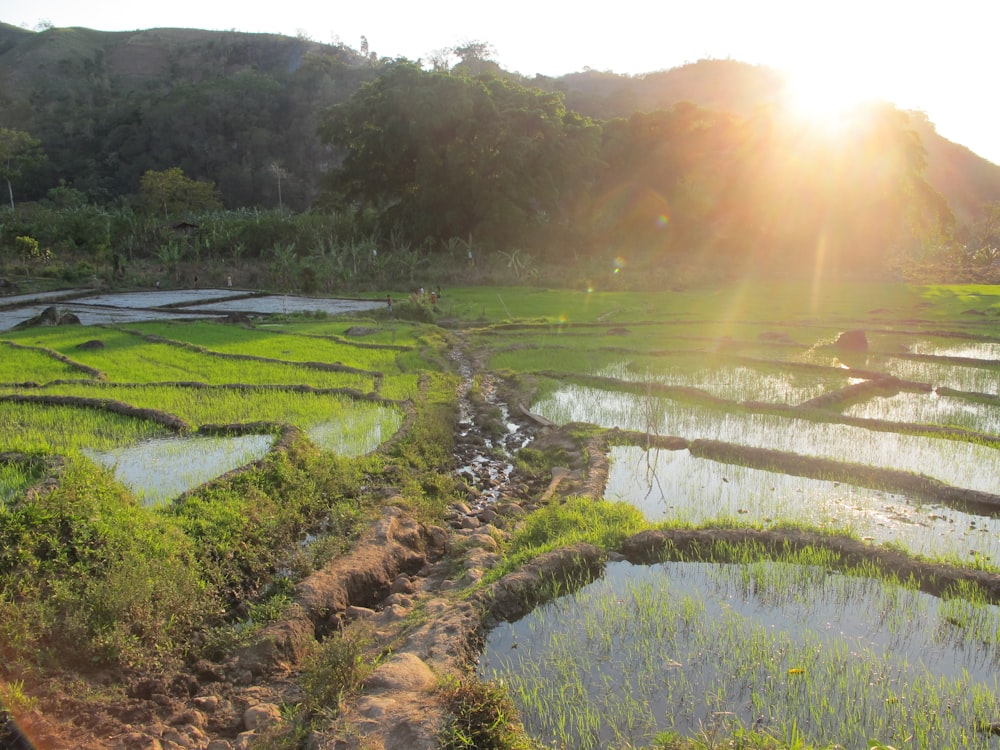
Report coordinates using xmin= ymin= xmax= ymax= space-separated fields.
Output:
xmin=2 ymin=23 xmax=1000 ymax=227
xmin=0 ymin=23 xmax=375 ymax=208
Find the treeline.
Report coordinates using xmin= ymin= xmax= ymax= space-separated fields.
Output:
xmin=2 ymin=27 xmax=997 ymax=285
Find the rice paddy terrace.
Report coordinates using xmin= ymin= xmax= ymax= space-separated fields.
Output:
xmin=3 ymin=281 xmax=1000 ymax=750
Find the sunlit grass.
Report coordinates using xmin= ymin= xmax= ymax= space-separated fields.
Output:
xmin=14 ymin=382 xmax=399 ymax=432
xmin=246 ymin=318 xmax=428 ymax=347
xmin=1 ymin=327 xmax=376 ymax=389
xmin=0 ymin=461 xmax=34 ymax=505
xmin=130 ymin=321 xmax=402 ymax=373
xmin=0 ymin=341 xmax=93 ymax=384
xmin=0 ymin=401 xmax=168 ymax=453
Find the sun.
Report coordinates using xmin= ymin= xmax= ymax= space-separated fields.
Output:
xmin=780 ymin=67 xmax=873 ymax=131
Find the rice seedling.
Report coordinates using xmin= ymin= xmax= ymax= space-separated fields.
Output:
xmin=0 ymin=340 xmax=92 ymax=384
xmin=593 ymin=359 xmax=849 ymax=405
xmin=908 ymin=339 xmax=1000 ymax=361
xmin=0 ymin=461 xmax=33 ymax=505
xmin=1 ymin=327 xmax=377 ymax=389
xmin=870 ymin=355 xmax=1000 ymax=394
xmin=843 ymin=391 xmax=1000 ymax=435
xmin=14 ymin=382 xmax=403 ymax=443
xmin=0 ymin=400 xmax=168 ymax=453
xmin=532 ymin=383 xmax=1000 ymax=493
xmin=129 ymin=321 xmax=405 ymax=373
xmin=604 ymin=446 xmax=1000 ymax=563
xmin=479 ymin=560 xmax=1000 ymax=749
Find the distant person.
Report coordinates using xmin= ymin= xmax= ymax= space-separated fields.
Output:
xmin=386 ymin=294 xmax=392 ymax=312
xmin=227 ymin=275 xmax=233 ymax=288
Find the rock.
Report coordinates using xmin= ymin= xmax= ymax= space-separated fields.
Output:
xmin=193 ymin=695 xmax=220 ymax=712
xmin=14 ymin=306 xmax=82 ymax=329
xmin=459 ymin=515 xmax=480 ymax=530
xmin=364 ymin=653 xmax=437 ymax=692
xmin=389 ymin=574 xmax=414 ymax=594
xmin=243 ymin=703 xmax=281 ymax=731
xmin=346 ymin=605 xmax=377 ymax=620
xmin=833 ymin=329 xmax=868 ymax=352
xmin=206 ymin=741 xmax=233 ymax=750
xmin=168 ymin=709 xmax=206 ymax=729
xmin=75 ymin=339 xmax=105 ymax=349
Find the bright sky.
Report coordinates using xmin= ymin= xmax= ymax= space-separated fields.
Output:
xmin=2 ymin=0 xmax=999 ymax=165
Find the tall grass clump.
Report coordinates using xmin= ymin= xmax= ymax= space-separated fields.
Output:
xmin=0 ymin=457 xmax=211 ymax=668
xmin=169 ymin=434 xmax=370 ymax=603
xmin=487 ymin=496 xmax=647 ymax=581
xmin=382 ymin=371 xmax=463 ymax=523
xmin=438 ymin=676 xmax=540 ymax=750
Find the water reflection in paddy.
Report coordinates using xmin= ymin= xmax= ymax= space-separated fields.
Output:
xmin=85 ymin=433 xmax=273 ymax=505
xmin=306 ymin=405 xmax=403 ymax=455
xmin=606 ymin=446 xmax=1000 ymax=561
xmin=594 ymin=359 xmax=849 ymax=404
xmin=479 ymin=560 xmax=1000 ymax=750
xmin=533 ymin=384 xmax=1000 ymax=493
xmin=843 ymin=391 xmax=1000 ymax=435
xmin=909 ymin=340 xmax=1000 ymax=361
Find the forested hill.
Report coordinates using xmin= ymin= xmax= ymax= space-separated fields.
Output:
xmin=0 ymin=22 xmax=377 ymax=208
xmin=3 ymin=22 xmax=1000 ymax=220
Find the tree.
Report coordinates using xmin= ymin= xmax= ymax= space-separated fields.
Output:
xmin=0 ymin=129 xmax=46 ymax=209
xmin=139 ymin=167 xmax=222 ymax=219
xmin=319 ymin=62 xmax=601 ymax=251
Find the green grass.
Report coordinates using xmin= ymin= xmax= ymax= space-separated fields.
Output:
xmin=0 ymin=341 xmax=92 ymax=383
xmin=130 ymin=320 xmax=404 ymax=373
xmin=8 ymin=382 xmax=402 ymax=438
xmin=1 ymin=327 xmax=376 ymax=389
xmin=0 ymin=400 xmax=170 ymax=453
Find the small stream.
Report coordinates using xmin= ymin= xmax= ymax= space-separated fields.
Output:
xmin=450 ymin=342 xmax=534 ymax=513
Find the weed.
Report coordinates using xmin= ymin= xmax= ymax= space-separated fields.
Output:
xmin=438 ymin=675 xmax=540 ymax=750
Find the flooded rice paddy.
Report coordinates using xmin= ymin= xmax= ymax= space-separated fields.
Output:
xmin=0 ymin=289 xmax=385 ymax=331
xmin=479 ymin=560 xmax=1000 ymax=749
xmin=605 ymin=445 xmax=1000 ymax=562
xmin=500 ymin=317 xmax=1000 ymax=747
xmin=533 ymin=384 xmax=1000 ymax=492
xmin=84 ymin=433 xmax=274 ymax=505
xmin=1 ymin=289 xmax=402 ymax=503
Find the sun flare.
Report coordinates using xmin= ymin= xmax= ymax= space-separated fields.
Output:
xmin=781 ymin=68 xmax=873 ymax=131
